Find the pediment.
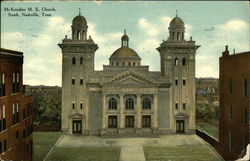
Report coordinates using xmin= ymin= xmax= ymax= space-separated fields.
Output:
xmin=102 ymin=71 xmax=159 ymax=87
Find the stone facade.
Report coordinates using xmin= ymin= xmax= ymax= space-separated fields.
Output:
xmin=59 ymin=14 xmax=200 ymax=136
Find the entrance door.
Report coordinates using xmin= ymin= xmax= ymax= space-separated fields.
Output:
xmin=72 ymin=120 xmax=82 ymax=134
xmin=176 ymin=120 xmax=185 ymax=133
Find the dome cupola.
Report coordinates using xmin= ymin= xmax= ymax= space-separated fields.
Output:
xmin=168 ymin=11 xmax=185 ymax=41
xmin=109 ymin=30 xmax=141 ymax=67
xmin=71 ymin=9 xmax=88 ymax=40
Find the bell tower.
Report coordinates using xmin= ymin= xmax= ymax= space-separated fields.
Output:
xmin=157 ymin=14 xmax=200 ymax=134
xmin=58 ymin=13 xmax=98 ymax=134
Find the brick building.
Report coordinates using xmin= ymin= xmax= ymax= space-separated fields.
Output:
xmin=0 ymin=48 xmax=33 ymax=161
xmin=219 ymin=46 xmax=250 ymax=160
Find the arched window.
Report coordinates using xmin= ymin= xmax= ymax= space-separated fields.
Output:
xmin=108 ymin=98 xmax=117 ymax=110
xmin=72 ymin=57 xmax=76 ymax=65
xmin=122 ymin=62 xmax=125 ymax=66
xmin=128 ymin=62 xmax=131 ymax=66
xmin=175 ymin=58 xmax=178 ymax=66
xmin=126 ymin=98 xmax=134 ymax=110
xmin=116 ymin=62 xmax=119 ymax=66
xmin=182 ymin=58 xmax=186 ymax=66
xmin=133 ymin=62 xmax=136 ymax=66
xmin=177 ymin=32 xmax=180 ymax=41
xmin=142 ymin=98 xmax=151 ymax=109
xmin=182 ymin=33 xmax=184 ymax=41
xmin=172 ymin=32 xmax=175 ymax=40
xmin=77 ymin=31 xmax=80 ymax=40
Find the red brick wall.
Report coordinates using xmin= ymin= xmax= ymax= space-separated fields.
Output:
xmin=219 ymin=50 xmax=250 ymax=160
xmin=0 ymin=49 xmax=33 ymax=161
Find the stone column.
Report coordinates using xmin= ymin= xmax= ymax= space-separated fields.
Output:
xmin=136 ymin=94 xmax=142 ymax=129
xmin=102 ymin=94 xmax=106 ymax=129
xmin=119 ymin=94 xmax=124 ymax=129
xmin=153 ymin=94 xmax=158 ymax=129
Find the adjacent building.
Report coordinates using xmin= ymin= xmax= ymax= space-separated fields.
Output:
xmin=59 ymin=13 xmax=200 ymax=135
xmin=0 ymin=48 xmax=33 ymax=161
xmin=219 ymin=46 xmax=250 ymax=160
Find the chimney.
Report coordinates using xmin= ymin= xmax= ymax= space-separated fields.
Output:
xmin=222 ymin=45 xmax=229 ymax=56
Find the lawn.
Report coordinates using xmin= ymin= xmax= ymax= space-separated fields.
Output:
xmin=45 ymin=147 xmax=121 ymax=161
xmin=196 ymin=122 xmax=219 ymax=140
xmin=33 ymin=132 xmax=62 ymax=161
xmin=144 ymin=145 xmax=223 ymax=161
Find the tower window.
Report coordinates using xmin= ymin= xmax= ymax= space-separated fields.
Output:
xmin=175 ymin=79 xmax=178 ymax=85
xmin=116 ymin=62 xmax=119 ymax=66
xmin=175 ymin=58 xmax=179 ymax=66
xmin=0 ymin=73 xmax=5 ymax=97
xmin=177 ymin=32 xmax=180 ymax=41
xmin=133 ymin=62 xmax=135 ymax=66
xmin=183 ymin=80 xmax=186 ymax=86
xmin=80 ymin=103 xmax=83 ymax=110
xmin=77 ymin=31 xmax=80 ymax=40
xmin=80 ymin=57 xmax=83 ymax=65
xmin=175 ymin=103 xmax=178 ymax=109
xmin=72 ymin=79 xmax=75 ymax=85
xmin=122 ymin=62 xmax=125 ymax=66
xmin=80 ymin=79 xmax=83 ymax=85
xmin=72 ymin=103 xmax=75 ymax=109
xmin=72 ymin=57 xmax=76 ymax=65
xmin=128 ymin=62 xmax=131 ymax=66
xmin=183 ymin=103 xmax=186 ymax=110
xmin=182 ymin=58 xmax=186 ymax=65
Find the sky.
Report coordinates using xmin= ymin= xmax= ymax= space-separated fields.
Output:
xmin=1 ymin=1 xmax=249 ymax=86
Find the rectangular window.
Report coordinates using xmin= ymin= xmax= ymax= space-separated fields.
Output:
xmin=23 ymin=108 xmax=26 ymax=119
xmin=175 ymin=103 xmax=178 ymax=109
xmin=0 ymin=73 xmax=6 ymax=97
xmin=175 ymin=79 xmax=178 ymax=85
xmin=243 ymin=79 xmax=248 ymax=96
xmin=23 ymin=129 xmax=26 ymax=139
xmin=72 ymin=79 xmax=75 ymax=85
xmin=108 ymin=116 xmax=117 ymax=128
xmin=3 ymin=140 xmax=6 ymax=152
xmin=229 ymin=106 xmax=232 ymax=120
xmin=228 ymin=79 xmax=232 ymax=95
xmin=13 ymin=103 xmax=16 ymax=125
xmin=183 ymin=80 xmax=186 ymax=86
xmin=80 ymin=103 xmax=83 ymax=109
xmin=125 ymin=116 xmax=134 ymax=128
xmin=16 ymin=102 xmax=19 ymax=123
xmin=80 ymin=79 xmax=83 ymax=85
xmin=229 ymin=132 xmax=232 ymax=150
xmin=72 ymin=103 xmax=75 ymax=109
xmin=142 ymin=115 xmax=151 ymax=128
xmin=0 ymin=142 xmax=2 ymax=153
xmin=16 ymin=131 xmax=19 ymax=139
xmin=2 ymin=105 xmax=6 ymax=130
xmin=242 ymin=108 xmax=248 ymax=124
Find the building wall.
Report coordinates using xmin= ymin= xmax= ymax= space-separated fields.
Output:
xmin=0 ymin=48 xmax=33 ymax=161
xmin=219 ymin=49 xmax=250 ymax=160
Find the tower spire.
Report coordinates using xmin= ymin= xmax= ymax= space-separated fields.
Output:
xmin=79 ymin=8 xmax=81 ymax=15
xmin=176 ymin=10 xmax=178 ymax=17
xmin=124 ymin=29 xmax=126 ymax=35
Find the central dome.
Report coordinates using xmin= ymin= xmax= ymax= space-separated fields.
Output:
xmin=72 ymin=15 xmax=87 ymax=25
xmin=110 ymin=47 xmax=140 ymax=59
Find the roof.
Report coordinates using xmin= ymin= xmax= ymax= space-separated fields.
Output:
xmin=170 ymin=16 xmax=184 ymax=26
xmin=0 ymin=48 xmax=23 ymax=56
xmin=110 ymin=47 xmax=141 ymax=59
xmin=72 ymin=15 xmax=87 ymax=25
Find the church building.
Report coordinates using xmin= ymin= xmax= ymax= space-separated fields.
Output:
xmin=59 ymin=13 xmax=200 ymax=136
